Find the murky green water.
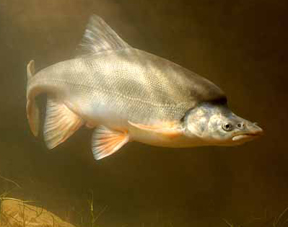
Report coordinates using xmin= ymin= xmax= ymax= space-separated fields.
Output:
xmin=0 ymin=1 xmax=287 ymax=227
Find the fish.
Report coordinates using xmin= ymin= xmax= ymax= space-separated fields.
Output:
xmin=26 ymin=15 xmax=263 ymax=160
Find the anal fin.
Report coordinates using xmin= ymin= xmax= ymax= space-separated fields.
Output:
xmin=92 ymin=126 xmax=129 ymax=160
xmin=44 ymin=98 xmax=83 ymax=149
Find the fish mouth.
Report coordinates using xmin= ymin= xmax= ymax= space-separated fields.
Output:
xmin=232 ymin=130 xmax=264 ymax=142
xmin=232 ymin=133 xmax=260 ymax=141
xmin=232 ymin=123 xmax=264 ymax=142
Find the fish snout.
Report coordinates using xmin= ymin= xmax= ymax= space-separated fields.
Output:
xmin=232 ymin=121 xmax=264 ymax=142
xmin=247 ymin=122 xmax=264 ymax=136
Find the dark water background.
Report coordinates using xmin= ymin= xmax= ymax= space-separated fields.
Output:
xmin=0 ymin=0 xmax=287 ymax=227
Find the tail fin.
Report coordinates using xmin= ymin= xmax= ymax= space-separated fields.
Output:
xmin=27 ymin=60 xmax=35 ymax=80
xmin=26 ymin=60 xmax=40 ymax=137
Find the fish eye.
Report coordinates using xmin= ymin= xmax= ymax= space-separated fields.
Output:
xmin=222 ymin=122 xmax=233 ymax=131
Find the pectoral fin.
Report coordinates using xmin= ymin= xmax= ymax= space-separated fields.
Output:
xmin=128 ymin=121 xmax=182 ymax=139
xmin=92 ymin=126 xmax=129 ymax=160
xmin=44 ymin=98 xmax=83 ymax=149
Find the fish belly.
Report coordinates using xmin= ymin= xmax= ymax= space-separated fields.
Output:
xmin=68 ymin=95 xmax=198 ymax=148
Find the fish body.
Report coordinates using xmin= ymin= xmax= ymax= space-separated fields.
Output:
xmin=26 ymin=15 xmax=263 ymax=160
xmin=28 ymin=49 xmax=224 ymax=143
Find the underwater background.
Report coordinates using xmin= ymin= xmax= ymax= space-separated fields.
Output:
xmin=0 ymin=0 xmax=287 ymax=226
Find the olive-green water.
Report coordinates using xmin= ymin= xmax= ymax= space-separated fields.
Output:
xmin=0 ymin=1 xmax=287 ymax=227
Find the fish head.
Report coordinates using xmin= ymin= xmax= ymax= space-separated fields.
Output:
xmin=183 ymin=102 xmax=263 ymax=146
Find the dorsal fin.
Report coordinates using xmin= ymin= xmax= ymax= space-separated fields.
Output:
xmin=76 ymin=15 xmax=131 ymax=56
